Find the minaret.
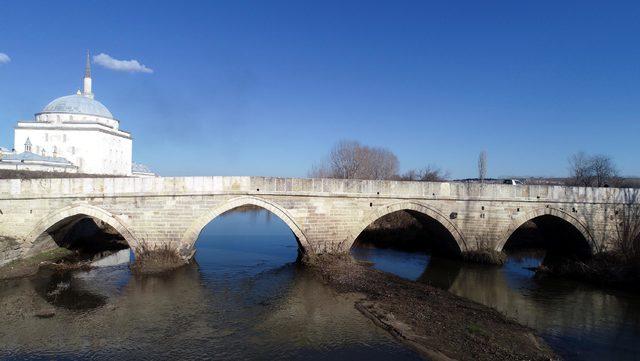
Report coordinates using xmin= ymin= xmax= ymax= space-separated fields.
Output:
xmin=83 ymin=50 xmax=94 ymax=99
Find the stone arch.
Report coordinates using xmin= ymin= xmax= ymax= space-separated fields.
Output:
xmin=25 ymin=204 xmax=138 ymax=252
xmin=180 ymin=196 xmax=310 ymax=251
xmin=496 ymin=207 xmax=595 ymax=252
xmin=346 ymin=201 xmax=467 ymax=252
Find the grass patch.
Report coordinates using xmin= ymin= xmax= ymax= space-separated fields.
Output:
xmin=467 ymin=323 xmax=488 ymax=336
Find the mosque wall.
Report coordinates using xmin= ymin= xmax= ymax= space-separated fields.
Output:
xmin=14 ymin=127 xmax=132 ymax=176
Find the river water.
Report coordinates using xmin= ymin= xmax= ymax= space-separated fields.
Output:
xmin=0 ymin=210 xmax=421 ymax=360
xmin=1 ymin=209 xmax=639 ymax=360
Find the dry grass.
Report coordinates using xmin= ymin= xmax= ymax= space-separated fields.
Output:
xmin=461 ymin=248 xmax=507 ymax=266
xmin=304 ymin=239 xmax=349 ymax=255
xmin=539 ymin=251 xmax=640 ymax=289
xmin=461 ymin=236 xmax=507 ymax=266
xmin=130 ymin=242 xmax=188 ymax=275
xmin=614 ymin=203 xmax=640 ymax=261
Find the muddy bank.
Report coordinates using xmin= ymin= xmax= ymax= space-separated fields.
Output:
xmin=0 ymin=248 xmax=75 ymax=280
xmin=304 ymin=254 xmax=557 ymax=361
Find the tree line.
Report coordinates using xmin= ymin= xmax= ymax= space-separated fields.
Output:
xmin=308 ymin=140 xmax=448 ymax=181
xmin=567 ymin=152 xmax=619 ymax=187
xmin=309 ymin=140 xmax=635 ymax=188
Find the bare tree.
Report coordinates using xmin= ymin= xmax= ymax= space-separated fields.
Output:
xmin=568 ymin=152 xmax=618 ymax=187
xmin=478 ymin=150 xmax=487 ymax=183
xmin=400 ymin=165 xmax=449 ymax=182
xmin=568 ymin=152 xmax=594 ymax=186
xmin=307 ymin=162 xmax=331 ymax=179
xmin=309 ymin=140 xmax=399 ymax=180
xmin=591 ymin=155 xmax=618 ymax=187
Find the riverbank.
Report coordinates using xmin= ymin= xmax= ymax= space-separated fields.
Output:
xmin=0 ymin=248 xmax=73 ymax=280
xmin=304 ymin=254 xmax=557 ymax=361
xmin=538 ymin=252 xmax=640 ymax=290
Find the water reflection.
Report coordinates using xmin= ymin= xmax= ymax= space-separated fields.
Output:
xmin=0 ymin=209 xmax=420 ymax=360
xmin=353 ymin=247 xmax=640 ymax=361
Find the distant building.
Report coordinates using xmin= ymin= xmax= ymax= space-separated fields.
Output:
xmin=2 ymin=53 xmax=155 ymax=177
xmin=131 ymin=162 xmax=156 ymax=177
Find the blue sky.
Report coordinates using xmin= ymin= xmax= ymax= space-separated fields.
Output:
xmin=0 ymin=1 xmax=638 ymax=178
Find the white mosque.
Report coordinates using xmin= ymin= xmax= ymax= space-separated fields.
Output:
xmin=0 ymin=54 xmax=154 ymax=177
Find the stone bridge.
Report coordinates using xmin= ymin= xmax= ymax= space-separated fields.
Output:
xmin=0 ymin=176 xmax=637 ymax=265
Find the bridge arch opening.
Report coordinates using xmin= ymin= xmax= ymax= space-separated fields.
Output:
xmin=351 ymin=209 xmax=462 ymax=257
xmin=190 ymin=203 xmax=304 ymax=275
xmin=501 ymin=214 xmax=593 ymax=266
xmin=350 ymin=203 xmax=465 ymax=281
xmin=182 ymin=197 xmax=309 ymax=254
xmin=27 ymin=205 xmax=136 ymax=264
xmin=349 ymin=202 xmax=465 ymax=256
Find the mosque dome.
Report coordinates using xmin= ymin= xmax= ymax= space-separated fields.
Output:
xmin=41 ymin=94 xmax=114 ymax=119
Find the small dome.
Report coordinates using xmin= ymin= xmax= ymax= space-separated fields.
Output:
xmin=41 ymin=94 xmax=114 ymax=119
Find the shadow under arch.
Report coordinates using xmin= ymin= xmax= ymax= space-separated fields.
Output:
xmin=180 ymin=196 xmax=310 ymax=252
xmin=347 ymin=201 xmax=467 ymax=255
xmin=25 ymin=204 xmax=138 ymax=254
xmin=496 ymin=207 xmax=595 ymax=254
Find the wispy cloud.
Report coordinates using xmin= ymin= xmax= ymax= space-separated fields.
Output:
xmin=0 ymin=53 xmax=10 ymax=65
xmin=93 ymin=53 xmax=153 ymax=74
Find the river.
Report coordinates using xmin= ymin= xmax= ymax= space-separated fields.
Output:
xmin=0 ymin=209 xmax=421 ymax=360
xmin=1 ymin=209 xmax=639 ymax=360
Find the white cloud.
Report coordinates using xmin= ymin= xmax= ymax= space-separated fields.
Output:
xmin=93 ymin=53 xmax=153 ymax=74
xmin=0 ymin=53 xmax=10 ymax=64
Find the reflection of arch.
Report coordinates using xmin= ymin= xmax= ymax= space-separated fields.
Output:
xmin=346 ymin=201 xmax=467 ymax=252
xmin=26 ymin=204 xmax=137 ymax=250
xmin=496 ymin=207 xmax=595 ymax=252
xmin=180 ymin=196 xmax=309 ymax=251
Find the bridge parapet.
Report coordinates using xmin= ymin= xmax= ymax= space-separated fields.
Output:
xmin=0 ymin=176 xmax=632 ymax=204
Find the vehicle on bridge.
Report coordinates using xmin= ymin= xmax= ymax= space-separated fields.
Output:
xmin=503 ymin=179 xmax=524 ymax=185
